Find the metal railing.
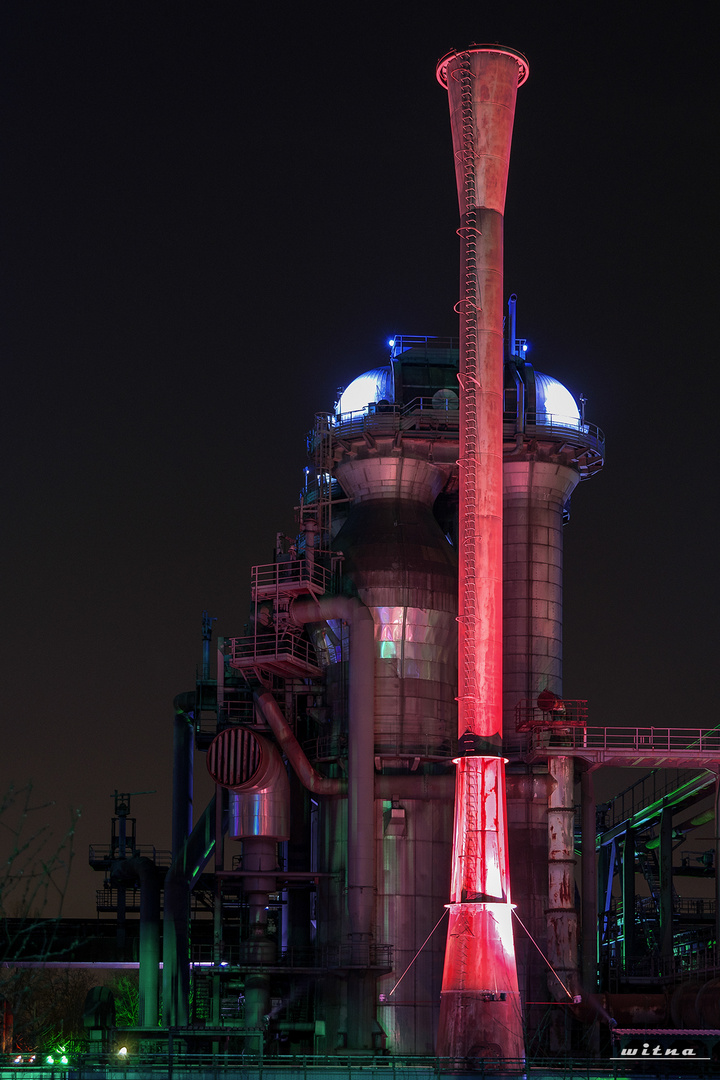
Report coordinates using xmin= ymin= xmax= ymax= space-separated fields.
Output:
xmin=191 ymin=942 xmax=392 ymax=971
xmin=602 ymin=768 xmax=706 ymax=830
xmin=628 ymin=895 xmax=716 ymax=918
xmin=195 ymin=697 xmax=256 ymax=735
xmin=13 ymin=1050 xmax=535 ymax=1077
xmin=251 ymin=559 xmax=330 ymax=599
xmin=619 ymin=941 xmax=720 ymax=984
xmin=95 ymin=887 xmax=140 ymax=911
xmin=374 ymin=736 xmax=454 ymax=759
xmin=227 ymin=633 xmax=319 ymax=673
xmin=327 ymin=394 xmax=604 ymax=461
xmin=303 ymin=734 xmax=454 ymax=763
xmin=515 ymin=698 xmax=588 ymax=731
xmin=332 ymin=396 xmax=459 ymax=442
xmin=88 ymin=843 xmax=171 ymax=866
xmin=220 ymin=698 xmax=255 ymax=722
xmin=673 ymin=896 xmax=716 ymax=917
xmin=231 ymin=852 xmax=286 ymax=872
xmin=505 ymin=408 xmax=605 ymax=471
xmin=529 ymin=725 xmax=720 ymax=756
xmin=527 ymin=413 xmax=604 ymax=444
xmin=390 ymin=333 xmax=458 ymax=357
xmin=304 ymin=734 xmax=348 ymax=762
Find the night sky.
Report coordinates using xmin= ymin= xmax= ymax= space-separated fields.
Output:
xmin=2 ymin=4 xmax=717 ymax=917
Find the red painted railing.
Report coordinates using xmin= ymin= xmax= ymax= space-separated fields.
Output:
xmin=529 ymin=725 xmax=720 ymax=755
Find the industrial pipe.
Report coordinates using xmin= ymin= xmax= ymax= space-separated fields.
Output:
xmin=547 ymin=756 xmax=578 ymax=1001
xmin=290 ymin=594 xmax=375 ymax=1049
xmin=290 ymin=596 xmax=375 ymax=942
xmin=254 ymin=690 xmax=345 ymax=796
xmin=546 ymin=755 xmax=579 ymax=1054
xmin=109 ymin=856 xmax=161 ymax=1028
xmin=207 ymin=727 xmax=291 ymax=841
xmin=171 ymin=707 xmax=194 ymax=861
xmin=162 ymin=794 xmax=223 ymax=1028
xmin=581 ymin=769 xmax=598 ymax=997
xmin=645 ymin=807 xmax=715 ymax=848
xmin=436 ymin=44 xmax=528 ymax=1063
xmin=715 ymin=768 xmax=720 ymax=957
xmin=242 ymin=835 xmax=281 ymax=1049
xmin=255 ymin=688 xmax=454 ymax=801
xmin=205 ymin=725 xmax=292 ymax=1051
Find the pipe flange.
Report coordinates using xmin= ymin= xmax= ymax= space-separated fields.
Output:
xmin=436 ymin=45 xmax=530 ymax=88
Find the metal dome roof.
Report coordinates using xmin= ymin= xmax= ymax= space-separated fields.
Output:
xmin=336 ymin=366 xmax=394 ymax=417
xmin=534 ymin=370 xmax=580 ymax=428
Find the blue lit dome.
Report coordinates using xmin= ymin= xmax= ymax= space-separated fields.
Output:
xmin=534 ymin=371 xmax=580 ymax=429
xmin=336 ymin=367 xmax=394 ymax=417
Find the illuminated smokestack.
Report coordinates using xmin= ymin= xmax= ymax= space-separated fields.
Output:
xmin=435 ymin=45 xmax=528 ymax=1062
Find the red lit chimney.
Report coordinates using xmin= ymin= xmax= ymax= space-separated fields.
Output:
xmin=435 ymin=45 xmax=528 ymax=1063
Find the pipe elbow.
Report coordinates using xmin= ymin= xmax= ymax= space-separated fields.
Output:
xmin=254 ymin=690 xmax=346 ymax=797
xmin=110 ymin=855 xmax=160 ymax=889
xmin=289 ymin=593 xmax=372 ymax=628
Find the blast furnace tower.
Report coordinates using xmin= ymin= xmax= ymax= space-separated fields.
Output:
xmin=220 ymin=341 xmax=461 ymax=1054
xmin=164 ymin=313 xmax=604 ymax=1058
xmin=503 ymin=299 xmax=604 ymax=1041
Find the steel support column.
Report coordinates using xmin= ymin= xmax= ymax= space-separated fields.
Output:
xmin=580 ymin=769 xmax=597 ymax=993
xmin=621 ymin=827 xmax=636 ymax=971
xmin=659 ymin=808 xmax=673 ymax=961
xmin=547 ymin=755 xmax=577 ymax=999
xmin=716 ymin=769 xmax=720 ymax=952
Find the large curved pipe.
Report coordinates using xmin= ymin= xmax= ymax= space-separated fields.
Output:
xmin=254 ymin=690 xmax=345 ymax=796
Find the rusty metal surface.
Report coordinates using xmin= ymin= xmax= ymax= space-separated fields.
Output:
xmin=436 ymin=44 xmax=526 ymax=1062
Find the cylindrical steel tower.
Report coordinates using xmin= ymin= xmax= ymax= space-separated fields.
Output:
xmin=310 ymin=348 xmax=459 ymax=1053
xmin=504 ymin=456 xmax=580 ymax=1023
xmin=435 ymin=45 xmax=528 ymax=1061
xmin=503 ymin=332 xmax=604 ymax=1038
